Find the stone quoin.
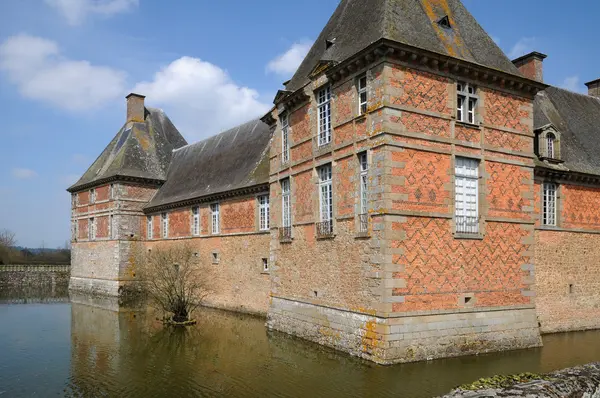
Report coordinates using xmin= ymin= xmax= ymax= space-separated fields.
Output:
xmin=68 ymin=0 xmax=600 ymax=364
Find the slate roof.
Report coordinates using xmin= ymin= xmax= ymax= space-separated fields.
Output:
xmin=144 ymin=119 xmax=271 ymax=211
xmin=68 ymin=108 xmax=188 ymax=192
xmin=534 ymin=86 xmax=600 ymax=176
xmin=286 ymin=0 xmax=522 ymax=93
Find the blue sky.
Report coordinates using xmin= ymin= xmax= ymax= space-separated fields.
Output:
xmin=0 ymin=0 xmax=598 ymax=248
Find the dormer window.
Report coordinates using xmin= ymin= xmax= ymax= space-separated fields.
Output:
xmin=547 ymin=133 xmax=556 ymax=159
xmin=536 ymin=125 xmax=562 ymax=162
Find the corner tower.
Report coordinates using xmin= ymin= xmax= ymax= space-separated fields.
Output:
xmin=67 ymin=94 xmax=187 ymax=298
xmin=266 ymin=0 xmax=546 ymax=363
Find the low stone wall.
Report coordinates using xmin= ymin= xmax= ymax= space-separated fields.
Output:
xmin=441 ymin=363 xmax=600 ymax=397
xmin=0 ymin=265 xmax=70 ymax=288
xmin=267 ymin=297 xmax=541 ymax=365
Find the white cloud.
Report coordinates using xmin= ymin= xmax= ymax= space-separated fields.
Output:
xmin=267 ymin=40 xmax=313 ymax=76
xmin=133 ymin=56 xmax=270 ymax=140
xmin=0 ymin=34 xmax=126 ymax=111
xmin=508 ymin=37 xmax=537 ymax=59
xmin=561 ymin=76 xmax=584 ymax=93
xmin=45 ymin=0 xmax=139 ymax=26
xmin=12 ymin=168 xmax=38 ymax=180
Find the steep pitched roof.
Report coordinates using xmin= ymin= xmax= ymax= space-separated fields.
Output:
xmin=144 ymin=119 xmax=271 ymax=211
xmin=286 ymin=0 xmax=521 ymax=92
xmin=534 ymin=86 xmax=600 ymax=176
xmin=68 ymin=108 xmax=188 ymax=192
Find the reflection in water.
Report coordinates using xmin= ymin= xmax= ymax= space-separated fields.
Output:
xmin=2 ymin=288 xmax=600 ymax=397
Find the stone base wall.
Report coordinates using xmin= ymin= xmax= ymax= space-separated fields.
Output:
xmin=267 ymin=297 xmax=541 ymax=365
xmin=535 ymin=230 xmax=600 ymax=333
xmin=69 ymin=276 xmax=143 ymax=299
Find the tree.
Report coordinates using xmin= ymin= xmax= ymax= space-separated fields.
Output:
xmin=136 ymin=243 xmax=211 ymax=324
xmin=0 ymin=229 xmax=16 ymax=264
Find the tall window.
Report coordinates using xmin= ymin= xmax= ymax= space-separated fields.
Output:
xmin=90 ymin=188 xmax=96 ymax=204
xmin=259 ymin=195 xmax=270 ymax=231
xmin=317 ymin=85 xmax=332 ymax=146
xmin=211 ymin=203 xmax=220 ymax=234
xmin=318 ymin=164 xmax=333 ymax=235
xmin=161 ymin=212 xmax=169 ymax=238
xmin=147 ymin=215 xmax=153 ymax=239
xmin=281 ymin=113 xmax=290 ymax=164
xmin=358 ymin=74 xmax=368 ymax=115
xmin=89 ymin=217 xmax=96 ymax=240
xmin=110 ymin=215 xmax=114 ymax=239
xmin=543 ymin=182 xmax=557 ymax=226
xmin=547 ymin=133 xmax=556 ymax=158
xmin=281 ymin=179 xmax=291 ymax=228
xmin=191 ymin=206 xmax=200 ymax=236
xmin=74 ymin=220 xmax=79 ymax=241
xmin=358 ymin=152 xmax=369 ymax=234
xmin=110 ymin=184 xmax=115 ymax=200
xmin=457 ymin=82 xmax=478 ymax=124
xmin=455 ymin=157 xmax=479 ymax=234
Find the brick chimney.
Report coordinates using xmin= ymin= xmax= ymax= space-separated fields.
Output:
xmin=126 ymin=93 xmax=146 ymax=123
xmin=585 ymin=79 xmax=600 ymax=98
xmin=512 ymin=52 xmax=547 ymax=82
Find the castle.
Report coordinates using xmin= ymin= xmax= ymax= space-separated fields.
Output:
xmin=68 ymin=0 xmax=600 ymax=364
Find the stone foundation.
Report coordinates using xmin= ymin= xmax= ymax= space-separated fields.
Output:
xmin=267 ymin=297 xmax=542 ymax=365
xmin=69 ymin=276 xmax=142 ymax=300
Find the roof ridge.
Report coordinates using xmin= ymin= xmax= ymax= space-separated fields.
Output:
xmin=173 ymin=118 xmax=263 ymax=153
xmin=548 ymin=85 xmax=600 ymax=101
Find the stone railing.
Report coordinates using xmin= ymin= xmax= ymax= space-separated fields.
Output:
xmin=0 ymin=265 xmax=70 ymax=273
xmin=440 ymin=363 xmax=600 ymax=397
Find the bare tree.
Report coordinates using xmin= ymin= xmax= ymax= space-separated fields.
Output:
xmin=136 ymin=243 xmax=211 ymax=324
xmin=0 ymin=229 xmax=16 ymax=264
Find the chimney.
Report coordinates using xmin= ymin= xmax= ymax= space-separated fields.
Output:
xmin=126 ymin=93 xmax=146 ymax=123
xmin=585 ymin=79 xmax=600 ymax=98
xmin=512 ymin=51 xmax=547 ymax=82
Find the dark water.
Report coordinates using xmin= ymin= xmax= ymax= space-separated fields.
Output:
xmin=1 ymin=289 xmax=600 ymax=397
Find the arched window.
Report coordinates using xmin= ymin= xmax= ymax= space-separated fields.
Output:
xmin=547 ymin=133 xmax=556 ymax=158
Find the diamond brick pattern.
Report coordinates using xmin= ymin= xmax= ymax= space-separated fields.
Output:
xmin=391 ymin=218 xmax=531 ymax=311
xmin=455 ymin=125 xmax=480 ymax=143
xmin=562 ymin=184 xmax=600 ymax=228
xmin=391 ymin=149 xmax=450 ymax=213
xmin=485 ymin=90 xmax=529 ymax=133
xmin=485 ymin=128 xmax=529 ymax=152
xmin=399 ymin=112 xmax=450 ymax=138
xmin=391 ymin=68 xmax=449 ymax=113
xmin=487 ymin=162 xmax=530 ymax=219
xmin=294 ymin=171 xmax=313 ymax=224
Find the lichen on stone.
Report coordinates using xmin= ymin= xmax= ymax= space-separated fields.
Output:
xmin=457 ymin=372 xmax=554 ymax=391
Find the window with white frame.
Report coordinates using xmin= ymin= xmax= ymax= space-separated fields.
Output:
xmin=192 ymin=206 xmax=200 ymax=236
xmin=90 ymin=188 xmax=96 ymax=204
xmin=147 ymin=216 xmax=153 ymax=239
xmin=161 ymin=212 xmax=169 ymax=238
xmin=211 ymin=203 xmax=220 ymax=234
xmin=259 ymin=195 xmax=270 ymax=231
xmin=317 ymin=85 xmax=332 ymax=146
xmin=454 ymin=157 xmax=479 ymax=234
xmin=281 ymin=113 xmax=290 ymax=164
xmin=281 ymin=179 xmax=291 ymax=228
xmin=543 ymin=182 xmax=557 ymax=226
xmin=457 ymin=82 xmax=478 ymax=124
xmin=89 ymin=218 xmax=96 ymax=240
xmin=547 ymin=133 xmax=556 ymax=159
xmin=358 ymin=74 xmax=368 ymax=115
xmin=359 ymin=152 xmax=368 ymax=215
xmin=319 ymin=164 xmax=333 ymax=232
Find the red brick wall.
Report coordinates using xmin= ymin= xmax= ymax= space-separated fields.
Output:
xmin=390 ymin=67 xmax=451 ymax=114
xmin=78 ymin=219 xmax=88 ymax=240
xmin=294 ymin=170 xmax=314 ymax=224
xmin=169 ymin=208 xmax=191 ymax=238
xmin=486 ymin=162 xmax=531 ymax=220
xmin=222 ymin=197 xmax=256 ymax=234
xmin=484 ymin=90 xmax=530 ymax=134
xmin=392 ymin=218 xmax=532 ymax=312
xmin=96 ymin=216 xmax=109 ymax=238
xmin=96 ymin=185 xmax=110 ymax=202
xmin=561 ymin=184 xmax=600 ymax=230
xmin=335 ymin=156 xmax=356 ymax=217
xmin=290 ymin=104 xmax=311 ymax=142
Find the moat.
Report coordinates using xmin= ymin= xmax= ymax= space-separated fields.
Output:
xmin=2 ymin=287 xmax=600 ymax=398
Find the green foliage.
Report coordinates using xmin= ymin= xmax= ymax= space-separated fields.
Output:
xmin=457 ymin=373 xmax=555 ymax=391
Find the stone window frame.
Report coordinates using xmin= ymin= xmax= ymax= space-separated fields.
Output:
xmin=147 ymin=215 xmax=153 ymax=240
xmin=316 ymin=162 xmax=334 ymax=238
xmin=542 ymin=181 xmax=560 ymax=227
xmin=357 ymin=73 xmax=368 ymax=116
xmin=191 ymin=206 xmax=200 ymax=236
xmin=536 ymin=124 xmax=562 ymax=162
xmin=88 ymin=217 xmax=96 ymax=241
xmin=89 ymin=188 xmax=96 ymax=204
xmin=257 ymin=194 xmax=270 ymax=232
xmin=281 ymin=112 xmax=290 ymax=165
xmin=453 ymin=156 xmax=484 ymax=239
xmin=316 ymin=84 xmax=332 ymax=147
xmin=210 ymin=202 xmax=220 ymax=235
xmin=161 ymin=212 xmax=169 ymax=239
xmin=456 ymin=81 xmax=479 ymax=125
